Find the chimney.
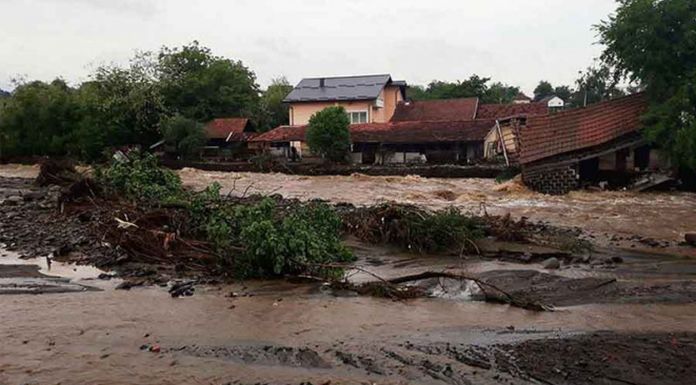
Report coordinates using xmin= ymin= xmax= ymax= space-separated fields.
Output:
xmin=319 ymin=78 xmax=325 ymax=88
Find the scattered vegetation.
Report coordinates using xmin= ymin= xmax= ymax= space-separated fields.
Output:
xmin=343 ymin=204 xmax=484 ymax=253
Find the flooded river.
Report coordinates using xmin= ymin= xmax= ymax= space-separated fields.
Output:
xmin=2 ymin=164 xmax=696 ymax=384
xmin=3 ymin=163 xmax=695 ymax=243
xmin=176 ymin=168 xmax=696 ymax=243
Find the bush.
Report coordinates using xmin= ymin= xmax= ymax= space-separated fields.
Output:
xmin=306 ymin=106 xmax=351 ymax=162
xmin=96 ymin=151 xmax=183 ymax=203
xmin=234 ymin=199 xmax=353 ymax=277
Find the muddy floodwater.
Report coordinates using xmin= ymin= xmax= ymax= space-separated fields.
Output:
xmin=2 ymin=246 xmax=696 ymax=385
xmin=2 ymin=164 xmax=696 ymax=384
xmin=4 ymin=164 xmax=695 ymax=243
xmin=175 ymin=168 xmax=696 ymax=244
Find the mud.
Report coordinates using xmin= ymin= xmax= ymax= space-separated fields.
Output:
xmin=2 ymin=165 xmax=696 ymax=384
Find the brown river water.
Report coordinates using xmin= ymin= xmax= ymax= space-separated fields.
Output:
xmin=2 ymin=164 xmax=696 ymax=384
xmin=3 ymin=163 xmax=695 ymax=242
xmin=176 ymin=168 xmax=696 ymax=243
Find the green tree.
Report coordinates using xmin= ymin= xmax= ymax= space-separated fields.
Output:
xmin=409 ymin=75 xmax=491 ymax=100
xmin=482 ymin=82 xmax=520 ymax=104
xmin=572 ymin=64 xmax=625 ymax=107
xmin=553 ymin=85 xmax=574 ymax=104
xmin=259 ymin=76 xmax=293 ymax=131
xmin=161 ymin=115 xmax=206 ymax=159
xmin=306 ymin=106 xmax=351 ymax=163
xmin=84 ymin=56 xmax=164 ymax=149
xmin=158 ymin=41 xmax=261 ymax=122
xmin=533 ymin=81 xmax=555 ymax=101
xmin=0 ymin=79 xmax=80 ymax=158
xmin=597 ymin=0 xmax=696 ymax=170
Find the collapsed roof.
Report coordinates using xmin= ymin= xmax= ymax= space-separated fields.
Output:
xmin=517 ymin=93 xmax=648 ymax=164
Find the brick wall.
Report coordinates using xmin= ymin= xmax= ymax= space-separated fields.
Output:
xmin=522 ymin=162 xmax=579 ymax=195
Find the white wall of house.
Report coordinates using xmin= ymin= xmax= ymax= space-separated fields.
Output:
xmin=546 ymin=96 xmax=565 ymax=108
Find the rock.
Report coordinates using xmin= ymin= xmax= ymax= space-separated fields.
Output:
xmin=611 ymin=256 xmax=624 ymax=264
xmin=541 ymin=257 xmax=561 ymax=270
xmin=3 ymin=196 xmax=23 ymax=206
xmin=22 ymin=191 xmax=46 ymax=202
xmin=685 ymin=233 xmax=696 ymax=247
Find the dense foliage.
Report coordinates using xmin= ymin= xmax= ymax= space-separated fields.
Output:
xmin=0 ymin=42 xmax=288 ymax=161
xmin=408 ymin=75 xmax=521 ymax=104
xmin=259 ymin=77 xmax=294 ymax=131
xmin=597 ymin=0 xmax=696 ymax=171
xmin=97 ymin=153 xmax=353 ymax=277
xmin=306 ymin=106 xmax=351 ymax=162
xmin=161 ymin=115 xmax=206 ymax=159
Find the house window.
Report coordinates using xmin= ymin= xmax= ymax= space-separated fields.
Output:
xmin=347 ymin=111 xmax=368 ymax=124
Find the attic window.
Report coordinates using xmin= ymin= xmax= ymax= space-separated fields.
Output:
xmin=347 ymin=111 xmax=368 ymax=124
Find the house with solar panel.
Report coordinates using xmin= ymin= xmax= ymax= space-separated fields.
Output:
xmin=283 ymin=74 xmax=408 ymax=126
xmin=254 ymin=74 xmax=551 ymax=164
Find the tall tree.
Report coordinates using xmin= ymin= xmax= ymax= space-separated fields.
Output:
xmin=572 ymin=64 xmax=625 ymax=107
xmin=553 ymin=85 xmax=574 ymax=104
xmin=0 ymin=79 xmax=80 ymax=158
xmin=533 ymin=81 xmax=554 ymax=101
xmin=597 ymin=0 xmax=696 ymax=170
xmin=483 ymin=82 xmax=520 ymax=104
xmin=409 ymin=75 xmax=491 ymax=100
xmin=259 ymin=76 xmax=293 ymax=131
xmin=157 ymin=41 xmax=261 ymax=122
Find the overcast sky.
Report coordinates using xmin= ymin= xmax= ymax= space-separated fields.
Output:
xmin=0 ymin=0 xmax=618 ymax=94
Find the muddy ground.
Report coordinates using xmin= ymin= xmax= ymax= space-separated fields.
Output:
xmin=2 ymin=166 xmax=696 ymax=384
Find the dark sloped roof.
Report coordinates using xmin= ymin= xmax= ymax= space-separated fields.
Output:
xmin=283 ymin=74 xmax=392 ymax=103
xmin=476 ymin=102 xmax=548 ymax=120
xmin=252 ymin=119 xmax=494 ymax=144
xmin=205 ymin=118 xmax=258 ymax=142
xmin=518 ymin=93 xmax=648 ymax=164
xmin=391 ymin=98 xmax=479 ymax=122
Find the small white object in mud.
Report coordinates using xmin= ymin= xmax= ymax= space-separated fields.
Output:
xmin=541 ymin=257 xmax=561 ymax=270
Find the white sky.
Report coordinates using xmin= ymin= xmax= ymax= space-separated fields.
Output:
xmin=0 ymin=0 xmax=618 ymax=94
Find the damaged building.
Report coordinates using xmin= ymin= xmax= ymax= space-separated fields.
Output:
xmin=485 ymin=93 xmax=669 ymax=194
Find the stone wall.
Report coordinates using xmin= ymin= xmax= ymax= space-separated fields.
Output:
xmin=522 ymin=162 xmax=579 ymax=195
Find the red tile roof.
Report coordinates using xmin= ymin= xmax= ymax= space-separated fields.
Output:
xmin=391 ymin=98 xmax=479 ymax=122
xmin=204 ymin=118 xmax=257 ymax=141
xmin=475 ymin=102 xmax=548 ymax=120
xmin=252 ymin=125 xmax=308 ymax=142
xmin=252 ymin=120 xmax=495 ymax=144
xmin=517 ymin=93 xmax=648 ymax=164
